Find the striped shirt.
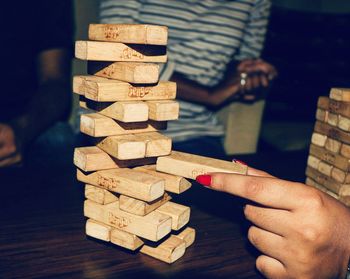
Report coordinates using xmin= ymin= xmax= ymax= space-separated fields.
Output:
xmin=99 ymin=0 xmax=271 ymax=142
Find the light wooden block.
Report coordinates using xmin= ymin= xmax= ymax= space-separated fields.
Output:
xmin=155 ymin=202 xmax=190 ymax=231
xmin=73 ymin=75 xmax=176 ymax=102
xmin=315 ymin=109 xmax=328 ymax=122
xmin=175 ymin=227 xmax=196 ymax=248
xmin=140 ymin=235 xmax=186 ymax=263
xmin=330 ymin=88 xmax=350 ymax=102
xmin=325 ymin=138 xmax=341 ymax=153
xmin=147 ymin=100 xmax=180 ymax=121
xmin=119 ymin=193 xmax=171 ymax=216
xmin=96 ymin=135 xmax=146 ymax=160
xmin=83 ymin=101 xmax=149 ymax=123
xmin=85 ymin=184 xmax=118 ymax=205
xmin=327 ymin=112 xmax=338 ymax=127
xmin=311 ymin=132 xmax=327 ymax=147
xmin=331 ymin=167 xmax=346 ymax=183
xmin=110 ymin=227 xmax=144 ymax=251
xmin=318 ymin=161 xmax=333 ymax=177
xmin=317 ymin=96 xmax=329 ymax=110
xmin=79 ymin=96 xmax=88 ymax=109
xmin=89 ymin=24 xmax=168 ymax=45
xmin=307 ymin=155 xmax=321 ymax=169
xmin=84 ymin=200 xmax=171 ymax=241
xmin=339 ymin=187 xmax=350 ymax=206
xmin=157 ymin=151 xmax=248 ymax=180
xmin=338 ymin=115 xmax=350 ymax=132
xmin=340 ymin=143 xmax=350 ymax=158
xmin=80 ymin=113 xmax=166 ymax=137
xmin=88 ymin=61 xmax=159 ymax=84
xmin=77 ymin=169 xmax=164 ymax=202
xmin=309 ymin=144 xmax=350 ymax=172
xmin=86 ymin=219 xmax=112 ymax=241
xmin=134 ymin=165 xmax=191 ymax=194
xmin=75 ymin=41 xmax=167 ymax=62
xmin=74 ymin=146 xmax=156 ymax=171
xmin=329 ymin=99 xmax=350 ymax=118
xmin=134 ymin=132 xmax=172 ymax=157
xmin=314 ymin=121 xmax=350 ymax=145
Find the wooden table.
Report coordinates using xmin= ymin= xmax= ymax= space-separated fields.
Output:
xmin=0 ymin=143 xmax=308 ymax=279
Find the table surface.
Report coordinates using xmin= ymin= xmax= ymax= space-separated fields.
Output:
xmin=0 ymin=144 xmax=308 ymax=279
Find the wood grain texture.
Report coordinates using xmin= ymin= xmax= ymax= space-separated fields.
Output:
xmin=85 ymin=184 xmax=118 ymax=205
xmin=88 ymin=61 xmax=159 ymax=84
xmin=110 ymin=227 xmax=144 ymax=251
xmin=75 ymin=41 xmax=167 ymax=62
xmin=156 ymin=202 xmax=190 ymax=231
xmin=134 ymin=132 xmax=172 ymax=157
xmin=330 ymin=88 xmax=350 ymax=102
xmin=329 ymin=98 xmax=350 ymax=118
xmin=86 ymin=219 xmax=112 ymax=241
xmin=84 ymin=200 xmax=171 ymax=241
xmin=89 ymin=24 xmax=168 ymax=45
xmin=73 ymin=75 xmax=176 ymax=102
xmin=175 ymin=227 xmax=196 ymax=248
xmin=317 ymin=96 xmax=329 ymax=110
xmin=80 ymin=113 xmax=166 ymax=137
xmin=325 ymin=138 xmax=341 ymax=153
xmin=314 ymin=121 xmax=350 ymax=145
xmin=147 ymin=100 xmax=180 ymax=121
xmin=77 ymin=168 xmax=165 ymax=202
xmin=156 ymin=151 xmax=248 ymax=180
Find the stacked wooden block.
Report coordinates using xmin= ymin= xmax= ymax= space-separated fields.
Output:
xmin=73 ymin=24 xmax=248 ymax=263
xmin=305 ymin=88 xmax=350 ymax=206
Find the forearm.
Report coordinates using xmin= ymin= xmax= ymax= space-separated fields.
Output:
xmin=10 ymin=80 xmax=71 ymax=148
xmin=170 ymin=72 xmax=240 ymax=107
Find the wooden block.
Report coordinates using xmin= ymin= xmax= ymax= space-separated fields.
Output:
xmin=318 ymin=161 xmax=333 ymax=177
xmin=314 ymin=121 xmax=350 ymax=145
xmin=339 ymin=187 xmax=350 ymax=206
xmin=147 ymin=100 xmax=180 ymax=121
xmin=327 ymin=112 xmax=338 ymax=127
xmin=119 ymin=193 xmax=171 ymax=216
xmin=73 ymin=75 xmax=176 ymax=102
xmin=157 ymin=151 xmax=252 ymax=180
xmin=83 ymin=101 xmax=149 ymax=123
xmin=84 ymin=200 xmax=171 ymax=241
xmin=305 ymin=166 xmax=348 ymax=195
xmin=317 ymin=96 xmax=329 ymax=110
xmin=175 ymin=227 xmax=196 ymax=248
xmin=155 ymin=202 xmax=190 ymax=231
xmin=309 ymin=144 xmax=350 ymax=172
xmin=79 ymin=95 xmax=88 ymax=109
xmin=311 ymin=132 xmax=327 ymax=147
xmin=88 ymin=61 xmax=159 ymax=84
xmin=330 ymin=88 xmax=350 ymax=102
xmin=140 ymin=235 xmax=186 ymax=263
xmin=96 ymin=135 xmax=146 ymax=160
xmin=325 ymin=138 xmax=341 ymax=153
xmin=315 ymin=108 xmax=328 ymax=122
xmin=307 ymin=155 xmax=321 ymax=169
xmin=85 ymin=184 xmax=118 ymax=204
xmin=329 ymin=99 xmax=350 ymax=118
xmin=73 ymin=75 xmax=110 ymax=95
xmin=134 ymin=165 xmax=191 ymax=194
xmin=338 ymin=115 xmax=350 ymax=132
xmin=331 ymin=167 xmax=346 ymax=183
xmin=77 ymin=168 xmax=164 ymax=202
xmin=86 ymin=219 xmax=112 ymax=241
xmin=305 ymin=177 xmax=322 ymax=188
xmin=75 ymin=41 xmax=167 ymax=62
xmin=134 ymin=132 xmax=172 ymax=157
xmin=110 ymin=227 xmax=144 ymax=251
xmin=80 ymin=113 xmax=166 ymax=137
xmin=74 ymin=146 xmax=156 ymax=171
xmin=88 ymin=24 xmax=168 ymax=45
xmin=340 ymin=143 xmax=350 ymax=158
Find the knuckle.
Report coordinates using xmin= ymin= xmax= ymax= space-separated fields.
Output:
xmin=244 ymin=177 xmax=264 ymax=198
xmin=301 ymin=225 xmax=321 ymax=242
xmin=305 ymin=190 xmax=324 ymax=210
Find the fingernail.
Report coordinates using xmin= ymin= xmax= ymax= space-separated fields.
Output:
xmin=196 ymin=175 xmax=212 ymax=187
xmin=232 ymin=159 xmax=248 ymax=166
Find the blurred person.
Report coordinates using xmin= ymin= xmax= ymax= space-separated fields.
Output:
xmin=0 ymin=1 xmax=73 ymax=167
xmin=196 ymin=165 xmax=350 ymax=279
xmin=99 ymin=0 xmax=277 ymax=158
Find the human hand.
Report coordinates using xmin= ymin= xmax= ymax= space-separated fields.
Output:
xmin=0 ymin=124 xmax=21 ymax=167
xmin=196 ymin=167 xmax=350 ymax=279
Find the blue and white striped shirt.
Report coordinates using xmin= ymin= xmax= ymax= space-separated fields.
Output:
xmin=99 ymin=0 xmax=271 ymax=142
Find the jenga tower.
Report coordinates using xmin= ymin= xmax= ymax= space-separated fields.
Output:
xmin=306 ymin=88 xmax=350 ymax=206
xmin=73 ymin=24 xmax=248 ymax=263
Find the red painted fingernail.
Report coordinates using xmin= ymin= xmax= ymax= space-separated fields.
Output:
xmin=232 ymin=159 xmax=248 ymax=166
xmin=196 ymin=175 xmax=212 ymax=187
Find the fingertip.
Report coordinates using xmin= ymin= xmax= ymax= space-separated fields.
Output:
xmin=195 ymin=174 xmax=212 ymax=187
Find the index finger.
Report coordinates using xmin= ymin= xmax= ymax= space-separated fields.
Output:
xmin=208 ymin=173 xmax=304 ymax=210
